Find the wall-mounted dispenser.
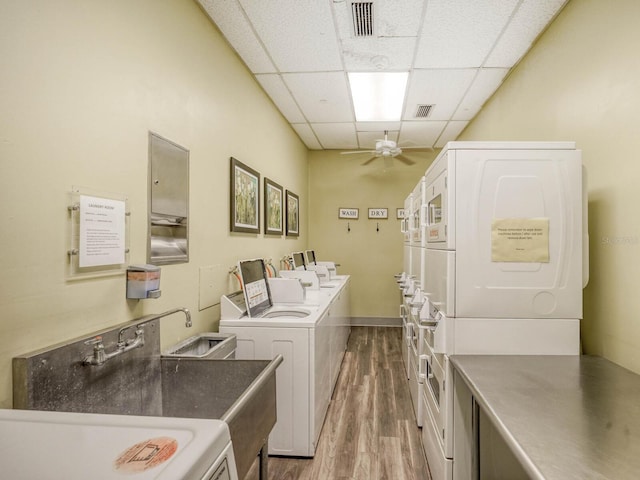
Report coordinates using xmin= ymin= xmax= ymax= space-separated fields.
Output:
xmin=126 ymin=264 xmax=161 ymax=299
xmin=148 ymin=132 xmax=189 ymax=265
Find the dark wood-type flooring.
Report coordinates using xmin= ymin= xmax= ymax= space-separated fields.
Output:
xmin=245 ymin=326 xmax=431 ymax=480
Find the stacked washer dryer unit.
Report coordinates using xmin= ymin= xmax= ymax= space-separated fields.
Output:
xmin=410 ymin=141 xmax=587 ymax=480
xmin=406 ymin=176 xmax=428 ymax=427
xmin=397 ymin=190 xmax=414 ymax=379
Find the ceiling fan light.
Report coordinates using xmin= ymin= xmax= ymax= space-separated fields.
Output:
xmin=348 ymin=72 xmax=408 ymax=122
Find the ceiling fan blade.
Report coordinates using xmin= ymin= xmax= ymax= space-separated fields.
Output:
xmin=361 ymin=156 xmax=377 ymax=166
xmin=402 ymin=147 xmax=434 ymax=152
xmin=395 ymin=154 xmax=416 ymax=166
xmin=341 ymin=150 xmax=377 ymax=155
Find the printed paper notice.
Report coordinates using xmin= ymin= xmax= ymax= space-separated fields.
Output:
xmin=245 ymin=279 xmax=269 ymax=308
xmin=79 ymin=195 xmax=125 ymax=267
xmin=491 ymin=218 xmax=550 ymax=263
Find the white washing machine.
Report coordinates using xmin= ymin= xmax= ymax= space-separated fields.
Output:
xmin=0 ymin=409 xmax=239 ymax=480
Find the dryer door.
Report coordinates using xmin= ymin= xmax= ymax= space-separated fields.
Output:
xmin=425 ymin=170 xmax=451 ymax=249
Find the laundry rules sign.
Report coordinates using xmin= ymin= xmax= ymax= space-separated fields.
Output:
xmin=491 ymin=217 xmax=550 ymax=263
xmin=79 ymin=195 xmax=126 ymax=267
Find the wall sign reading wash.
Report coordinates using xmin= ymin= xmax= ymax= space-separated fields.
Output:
xmin=338 ymin=208 xmax=359 ymax=219
xmin=491 ymin=217 xmax=550 ymax=263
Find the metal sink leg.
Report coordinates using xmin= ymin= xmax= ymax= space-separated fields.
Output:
xmin=259 ymin=440 xmax=268 ymax=480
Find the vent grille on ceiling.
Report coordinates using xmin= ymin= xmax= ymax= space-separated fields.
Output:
xmin=351 ymin=2 xmax=374 ymax=37
xmin=415 ymin=104 xmax=435 ymax=118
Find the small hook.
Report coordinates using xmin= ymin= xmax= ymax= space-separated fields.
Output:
xmin=347 ymin=222 xmax=351 ymax=233
xmin=376 ymin=222 xmax=380 ymax=232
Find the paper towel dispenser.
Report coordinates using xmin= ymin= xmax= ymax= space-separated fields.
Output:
xmin=147 ymin=132 xmax=189 ymax=265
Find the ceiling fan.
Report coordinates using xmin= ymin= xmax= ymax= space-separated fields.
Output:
xmin=340 ymin=131 xmax=432 ymax=166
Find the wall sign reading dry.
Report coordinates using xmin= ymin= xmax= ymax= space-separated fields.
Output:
xmin=368 ymin=208 xmax=388 ymax=219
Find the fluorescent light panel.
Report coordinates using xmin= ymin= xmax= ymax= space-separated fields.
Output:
xmin=348 ymin=72 xmax=408 ymax=121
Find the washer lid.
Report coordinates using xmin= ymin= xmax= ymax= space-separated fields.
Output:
xmin=0 ymin=409 xmax=231 ymax=480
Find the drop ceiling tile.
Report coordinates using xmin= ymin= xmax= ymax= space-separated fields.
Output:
xmin=200 ymin=0 xmax=564 ymax=153
xmin=485 ymin=0 xmax=568 ymax=67
xmin=398 ymin=121 xmax=447 ymax=148
xmin=341 ymin=37 xmax=416 ymax=71
xmin=453 ymin=68 xmax=509 ymax=120
xmin=375 ymin=0 xmax=426 ymax=37
xmin=435 ymin=121 xmax=469 ymax=148
xmin=291 ymin=123 xmax=322 ymax=150
xmin=283 ymin=72 xmax=354 ymax=123
xmin=414 ymin=0 xmax=519 ymax=68
xmin=238 ymin=0 xmax=342 ymax=72
xmin=356 ymin=121 xmax=401 ymax=132
xmin=255 ymin=74 xmax=306 ymax=123
xmin=198 ymin=0 xmax=276 ymax=73
xmin=311 ymin=123 xmax=358 ymax=149
xmin=404 ymin=69 xmax=477 ymax=121
xmin=332 ymin=0 xmax=355 ymax=38
xmin=332 ymin=0 xmax=422 ymax=71
xmin=357 ymin=130 xmax=399 ymax=149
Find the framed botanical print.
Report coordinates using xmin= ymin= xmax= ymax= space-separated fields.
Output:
xmin=230 ymin=157 xmax=260 ymax=234
xmin=285 ymin=190 xmax=299 ymax=237
xmin=264 ymin=177 xmax=283 ymax=235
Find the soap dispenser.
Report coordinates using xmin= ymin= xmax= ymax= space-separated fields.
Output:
xmin=126 ymin=264 xmax=161 ymax=299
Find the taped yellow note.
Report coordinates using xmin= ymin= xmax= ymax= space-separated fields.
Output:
xmin=491 ymin=218 xmax=550 ymax=263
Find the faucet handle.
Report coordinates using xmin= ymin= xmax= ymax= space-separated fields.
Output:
xmin=82 ymin=336 xmax=106 ymax=366
xmin=84 ymin=336 xmax=104 ymax=347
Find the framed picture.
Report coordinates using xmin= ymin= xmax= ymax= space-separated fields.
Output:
xmin=368 ymin=208 xmax=388 ymax=219
xmin=286 ymin=190 xmax=299 ymax=237
xmin=339 ymin=208 xmax=359 ymax=219
xmin=264 ymin=177 xmax=283 ymax=235
xmin=230 ymin=157 xmax=260 ymax=234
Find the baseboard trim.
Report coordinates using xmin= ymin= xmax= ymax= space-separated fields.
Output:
xmin=350 ymin=317 xmax=401 ymax=328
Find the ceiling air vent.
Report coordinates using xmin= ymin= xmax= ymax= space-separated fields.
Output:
xmin=415 ymin=104 xmax=435 ymax=118
xmin=351 ymin=2 xmax=374 ymax=37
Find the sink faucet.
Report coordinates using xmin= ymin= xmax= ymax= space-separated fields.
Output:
xmin=139 ymin=307 xmax=192 ymax=328
xmin=82 ymin=307 xmax=192 ymax=366
xmin=82 ymin=326 xmax=145 ymax=366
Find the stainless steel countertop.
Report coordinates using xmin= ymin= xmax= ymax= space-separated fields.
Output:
xmin=450 ymin=355 xmax=640 ymax=480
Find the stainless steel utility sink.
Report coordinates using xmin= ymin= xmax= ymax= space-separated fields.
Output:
xmin=13 ymin=318 xmax=281 ymax=480
xmin=161 ymin=356 xmax=282 ymax=480
xmin=162 ymin=333 xmax=236 ymax=359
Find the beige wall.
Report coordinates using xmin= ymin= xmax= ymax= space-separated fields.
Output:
xmin=0 ymin=1 xmax=308 ymax=408
xmin=4 ymin=0 xmax=637 ymax=410
xmin=460 ymin=0 xmax=640 ymax=372
xmin=308 ymin=151 xmax=436 ymax=319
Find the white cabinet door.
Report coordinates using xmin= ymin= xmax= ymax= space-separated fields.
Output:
xmin=423 ymin=249 xmax=455 ymax=318
xmin=313 ymin=313 xmax=331 ymax=449
xmin=330 ymin=280 xmax=351 ymax=389
xmin=219 ymin=325 xmax=313 ymax=456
